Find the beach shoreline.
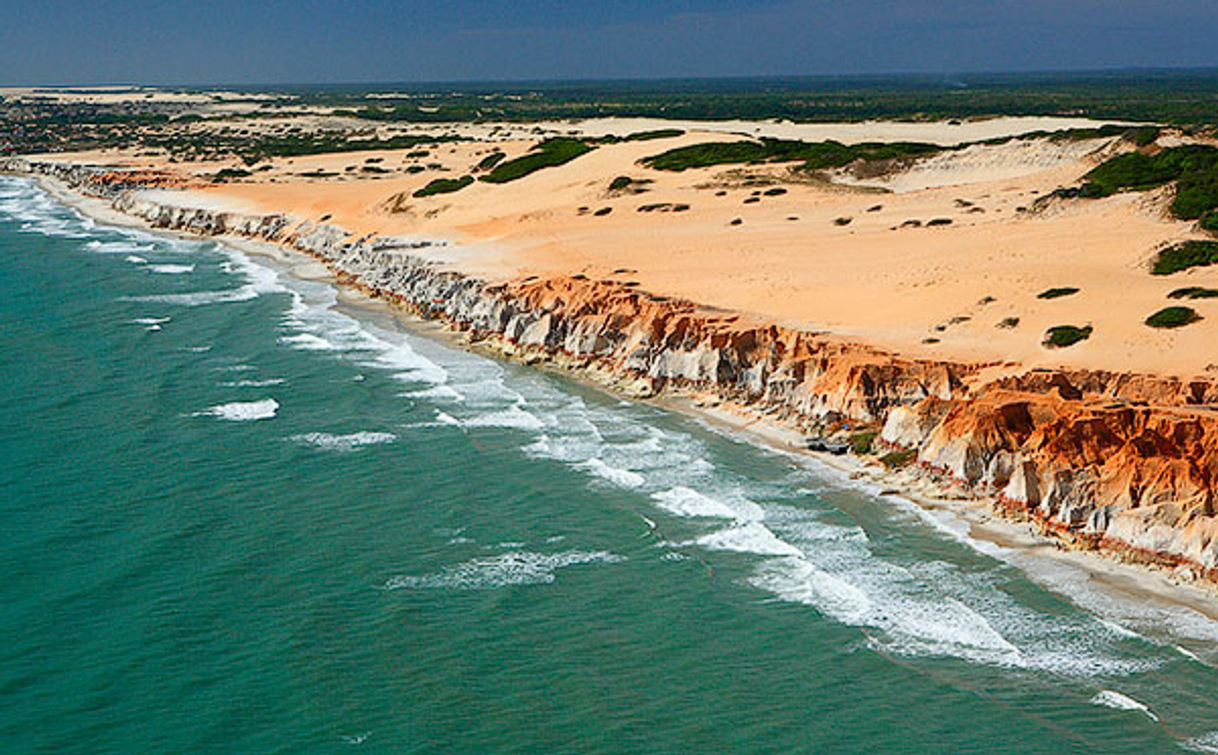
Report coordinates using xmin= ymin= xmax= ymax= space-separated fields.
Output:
xmin=19 ymin=169 xmax=1218 ymax=635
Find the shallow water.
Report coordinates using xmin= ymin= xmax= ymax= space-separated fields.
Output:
xmin=2 ymin=175 xmax=1218 ymax=753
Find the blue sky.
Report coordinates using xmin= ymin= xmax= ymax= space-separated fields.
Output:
xmin=2 ymin=0 xmax=1216 ymax=84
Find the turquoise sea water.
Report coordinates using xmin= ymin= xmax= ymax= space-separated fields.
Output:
xmin=2 ymin=175 xmax=1218 ymax=754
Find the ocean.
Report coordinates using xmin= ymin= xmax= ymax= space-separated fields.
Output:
xmin=2 ymin=174 xmax=1218 ymax=754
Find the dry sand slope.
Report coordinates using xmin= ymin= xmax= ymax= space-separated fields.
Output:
xmin=46 ymin=117 xmax=1216 ymax=378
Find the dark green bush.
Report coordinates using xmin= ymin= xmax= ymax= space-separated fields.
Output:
xmin=413 ymin=175 xmax=474 ymax=198
xmin=879 ymin=449 xmax=918 ymax=469
xmin=623 ymin=129 xmax=684 ymax=142
xmin=481 ymin=138 xmax=594 ymax=183
xmin=1168 ymin=286 xmax=1218 ymax=299
xmin=475 ymin=151 xmax=505 ymax=171
xmin=1037 ymin=287 xmax=1080 ymax=299
xmin=640 ymin=138 xmax=941 ymax=172
xmin=1043 ymin=325 xmax=1093 ymax=348
xmin=609 ymin=176 xmax=633 ymax=191
xmin=212 ymin=167 xmax=251 ymax=181
xmin=1151 ymin=240 xmax=1218 ymax=275
xmin=1145 ymin=306 xmax=1202 ymax=328
xmin=849 ymin=430 xmax=879 ymax=455
xmin=1081 ymin=145 xmax=1218 ymax=221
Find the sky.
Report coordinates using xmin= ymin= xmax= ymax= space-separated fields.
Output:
xmin=1 ymin=0 xmax=1216 ymax=85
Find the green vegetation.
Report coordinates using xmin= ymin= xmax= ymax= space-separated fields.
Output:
xmin=1043 ymin=325 xmax=1093 ymax=348
xmin=596 ymin=129 xmax=686 ymax=143
xmin=640 ymin=137 xmax=942 ymax=172
xmin=849 ymin=430 xmax=879 ymax=455
xmin=1145 ymin=306 xmax=1202 ymax=328
xmin=1168 ymin=286 xmax=1218 ymax=299
xmin=1037 ymin=287 xmax=1080 ymax=299
xmin=1201 ymin=212 xmax=1218 ymax=234
xmin=1151 ymin=240 xmax=1218 ymax=275
xmin=413 ymin=175 xmax=474 ymax=198
xmin=624 ymin=128 xmax=684 ymax=141
xmin=997 ymin=317 xmax=1021 ymax=329
xmin=212 ymin=167 xmax=251 ymax=182
xmin=1081 ymin=145 xmax=1218 ymax=221
xmin=480 ymin=138 xmax=594 ymax=184
xmin=879 ymin=448 xmax=918 ymax=469
xmin=609 ymin=176 xmax=634 ymax=191
xmin=475 ymin=151 xmax=506 ymax=171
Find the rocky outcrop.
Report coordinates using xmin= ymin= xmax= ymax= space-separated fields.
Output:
xmin=6 ymin=157 xmax=1218 ymax=586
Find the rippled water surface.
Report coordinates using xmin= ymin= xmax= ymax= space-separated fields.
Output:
xmin=3 ymin=176 xmax=1218 ymax=754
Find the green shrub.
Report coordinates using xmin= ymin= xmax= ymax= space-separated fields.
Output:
xmin=1201 ymin=212 xmax=1218 ymax=234
xmin=1081 ymin=145 xmax=1218 ymax=220
xmin=879 ymin=448 xmax=917 ymax=469
xmin=609 ymin=176 xmax=633 ymax=191
xmin=212 ymin=167 xmax=251 ymax=181
xmin=1043 ymin=325 xmax=1093 ymax=348
xmin=413 ymin=175 xmax=473 ymax=198
xmin=1168 ymin=286 xmax=1218 ymax=299
xmin=1145 ymin=306 xmax=1202 ymax=328
xmin=1151 ymin=240 xmax=1218 ymax=275
xmin=996 ymin=317 xmax=1021 ymax=329
xmin=475 ymin=151 xmax=505 ymax=171
xmin=640 ymin=138 xmax=941 ymax=172
xmin=623 ymin=129 xmax=684 ymax=142
xmin=481 ymin=138 xmax=594 ymax=183
xmin=1037 ymin=287 xmax=1080 ymax=299
xmin=849 ymin=430 xmax=879 ymax=455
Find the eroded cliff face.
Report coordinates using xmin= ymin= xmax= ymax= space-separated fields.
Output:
xmin=7 ymin=158 xmax=1218 ymax=585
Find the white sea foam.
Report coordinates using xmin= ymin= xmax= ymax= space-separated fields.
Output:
xmin=382 ymin=550 xmax=625 ymax=591
xmin=220 ymin=378 xmax=286 ymax=388
xmin=696 ymin=522 xmax=804 ymax=558
xmin=462 ymin=404 xmax=545 ymax=431
xmin=653 ymin=487 xmax=751 ymax=520
xmin=292 ymin=431 xmax=396 ymax=452
xmin=404 ymin=385 xmax=465 ymax=402
xmin=149 ymin=263 xmax=195 ymax=275
xmin=1090 ymin=690 xmax=1159 ymax=721
xmin=132 ymin=317 xmax=170 ymax=326
xmin=278 ymin=332 xmax=337 ymax=350
xmin=125 ymin=255 xmax=147 ymax=264
xmin=577 ymin=458 xmax=646 ymax=488
xmin=196 ymin=398 xmax=279 ymax=422
xmin=1183 ymin=732 xmax=1218 ymax=753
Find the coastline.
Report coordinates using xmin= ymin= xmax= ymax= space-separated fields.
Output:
xmin=18 ymin=169 xmax=1218 ymax=633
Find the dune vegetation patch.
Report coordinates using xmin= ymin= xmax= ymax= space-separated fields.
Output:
xmin=1043 ymin=325 xmax=1093 ymax=348
xmin=1080 ymin=145 xmax=1218 ymax=222
xmin=1151 ymin=240 xmax=1218 ymax=275
xmin=474 ymin=151 xmax=506 ymax=172
xmin=1168 ymin=286 xmax=1218 ymax=299
xmin=413 ymin=175 xmax=474 ymax=198
xmin=1145 ymin=306 xmax=1202 ymax=329
xmin=1038 ymin=287 xmax=1080 ymax=299
xmin=480 ymin=138 xmax=594 ymax=184
xmin=640 ymin=138 xmax=942 ymax=172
